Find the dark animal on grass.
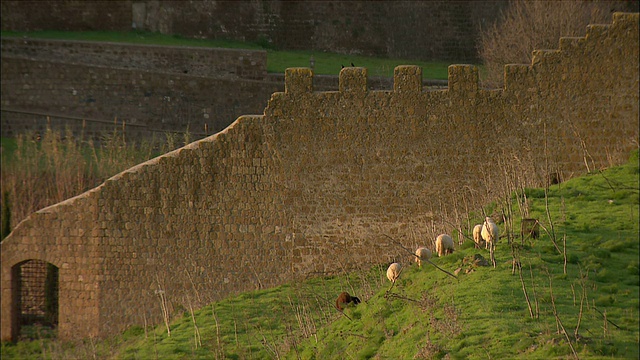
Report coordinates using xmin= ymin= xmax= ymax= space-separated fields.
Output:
xmin=335 ymin=291 xmax=361 ymax=311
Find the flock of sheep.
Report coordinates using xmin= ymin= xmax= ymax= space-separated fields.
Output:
xmin=336 ymin=216 xmax=500 ymax=312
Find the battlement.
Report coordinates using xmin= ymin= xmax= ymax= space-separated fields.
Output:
xmin=448 ymin=65 xmax=478 ymax=93
xmin=283 ymin=63 xmax=481 ymax=96
xmin=282 ymin=12 xmax=639 ymax=100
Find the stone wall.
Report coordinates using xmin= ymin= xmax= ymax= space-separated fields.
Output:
xmin=3 ymin=1 xmax=637 ymax=61
xmin=1 ymin=38 xmax=268 ymax=80
xmin=1 ymin=47 xmax=280 ymax=140
xmin=1 ymin=0 xmax=508 ymax=61
xmin=0 ymin=0 xmax=132 ymax=32
xmin=1 ymin=13 xmax=638 ymax=341
xmin=1 ymin=38 xmax=447 ymax=142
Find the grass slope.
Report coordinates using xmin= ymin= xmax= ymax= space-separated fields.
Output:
xmin=0 ymin=30 xmax=453 ymax=79
xmin=290 ymin=151 xmax=640 ymax=360
xmin=1 ymin=151 xmax=638 ymax=359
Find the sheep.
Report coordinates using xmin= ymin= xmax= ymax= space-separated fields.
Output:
xmin=386 ymin=262 xmax=402 ymax=283
xmin=481 ymin=217 xmax=499 ymax=249
xmin=472 ymin=224 xmax=484 ymax=248
xmin=414 ymin=247 xmax=432 ymax=268
xmin=335 ymin=292 xmax=361 ymax=311
xmin=435 ymin=234 xmax=455 ymax=257
xmin=481 ymin=216 xmax=500 ymax=267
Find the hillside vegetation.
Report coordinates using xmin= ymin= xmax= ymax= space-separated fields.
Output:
xmin=2 ymin=150 xmax=638 ymax=359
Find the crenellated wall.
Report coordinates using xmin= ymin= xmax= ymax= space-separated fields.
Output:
xmin=1 ymin=13 xmax=638 ymax=341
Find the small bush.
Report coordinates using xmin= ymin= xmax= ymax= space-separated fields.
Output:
xmin=601 ymin=238 xmax=635 ymax=252
xmin=595 ymin=268 xmax=612 ymax=282
xmin=581 ymin=254 xmax=603 ymax=272
xmin=600 ymin=284 xmax=619 ymax=294
xmin=623 ymin=276 xmax=640 ymax=287
xmin=590 ymin=248 xmax=611 ymax=260
xmin=591 ymin=341 xmax=619 ymax=356
xmin=524 ymin=188 xmax=545 ymax=199
xmin=568 ymin=254 xmax=580 ymax=264
xmin=122 ymin=325 xmax=145 ymax=338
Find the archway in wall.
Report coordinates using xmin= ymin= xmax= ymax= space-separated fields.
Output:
xmin=11 ymin=259 xmax=59 ymax=341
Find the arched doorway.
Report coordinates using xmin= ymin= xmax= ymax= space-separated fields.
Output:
xmin=11 ymin=259 xmax=59 ymax=341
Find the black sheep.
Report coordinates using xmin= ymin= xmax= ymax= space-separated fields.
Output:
xmin=335 ymin=291 xmax=361 ymax=311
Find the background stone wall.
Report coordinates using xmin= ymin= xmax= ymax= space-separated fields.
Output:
xmin=1 ymin=38 xmax=268 ymax=80
xmin=0 ymin=38 xmax=447 ymax=143
xmin=0 ymin=0 xmax=507 ymax=61
xmin=3 ymin=1 xmax=637 ymax=61
xmin=1 ymin=13 xmax=638 ymax=341
xmin=0 ymin=0 xmax=133 ymax=32
xmin=1 ymin=42 xmax=280 ymax=140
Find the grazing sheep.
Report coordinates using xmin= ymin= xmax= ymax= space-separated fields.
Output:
xmin=472 ymin=224 xmax=484 ymax=248
xmin=386 ymin=263 xmax=402 ymax=283
xmin=414 ymin=247 xmax=432 ymax=268
xmin=335 ymin=292 xmax=361 ymax=311
xmin=482 ymin=217 xmax=500 ymax=267
xmin=435 ymin=234 xmax=455 ymax=257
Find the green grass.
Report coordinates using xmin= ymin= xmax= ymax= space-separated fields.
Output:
xmin=2 ymin=150 xmax=638 ymax=359
xmin=1 ymin=30 xmax=454 ymax=79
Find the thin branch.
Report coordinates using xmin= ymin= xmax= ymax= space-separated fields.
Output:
xmin=516 ymin=258 xmax=534 ymax=318
xmin=544 ymin=187 xmax=561 ymax=254
xmin=423 ymin=258 xmax=459 ymax=281
xmin=535 ymin=220 xmax=562 ymax=254
xmin=440 ymin=218 xmax=476 ymax=244
xmin=548 ymin=273 xmax=579 ymax=360
xmin=384 ymin=292 xmax=419 ymax=303
xmin=593 ymin=306 xmax=625 ymax=331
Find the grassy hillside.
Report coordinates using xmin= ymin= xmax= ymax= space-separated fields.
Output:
xmin=2 ymin=150 xmax=638 ymax=359
xmin=286 ymin=151 xmax=640 ymax=359
xmin=0 ymin=30 xmax=452 ymax=79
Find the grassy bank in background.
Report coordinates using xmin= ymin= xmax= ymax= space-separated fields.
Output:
xmin=0 ymin=30 xmax=453 ymax=79
xmin=2 ymin=150 xmax=637 ymax=359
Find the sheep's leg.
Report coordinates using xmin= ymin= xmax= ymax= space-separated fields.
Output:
xmin=386 ymin=280 xmax=396 ymax=294
xmin=490 ymin=242 xmax=496 ymax=268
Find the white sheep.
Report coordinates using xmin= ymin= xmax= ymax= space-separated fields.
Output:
xmin=472 ymin=224 xmax=484 ymax=248
xmin=414 ymin=247 xmax=432 ymax=268
xmin=481 ymin=216 xmax=499 ymax=267
xmin=481 ymin=217 xmax=499 ymax=249
xmin=386 ymin=262 xmax=402 ymax=283
xmin=435 ymin=234 xmax=455 ymax=257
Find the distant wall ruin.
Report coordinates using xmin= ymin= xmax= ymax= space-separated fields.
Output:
xmin=1 ymin=38 xmax=278 ymax=140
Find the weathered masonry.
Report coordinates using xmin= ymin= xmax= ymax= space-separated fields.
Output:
xmin=1 ymin=13 xmax=638 ymax=341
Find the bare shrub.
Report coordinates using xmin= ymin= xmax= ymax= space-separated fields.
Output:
xmin=478 ymin=0 xmax=624 ymax=88
xmin=414 ymin=338 xmax=445 ymax=359
xmin=0 ymin=123 xmax=158 ymax=232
